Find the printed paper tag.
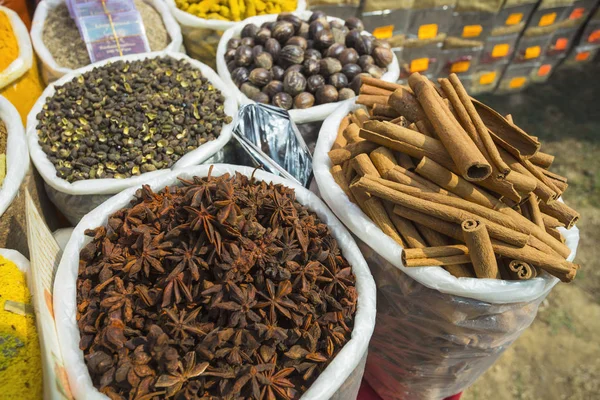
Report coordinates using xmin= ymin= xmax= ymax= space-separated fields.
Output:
xmin=589 ymin=30 xmax=600 ymax=43
xmin=479 ymin=71 xmax=496 ymax=85
xmin=524 ymin=46 xmax=541 ymax=59
xmin=492 ymin=43 xmax=510 ymax=58
xmin=462 ymin=25 xmax=483 ymax=38
xmin=538 ymin=64 xmax=552 ymax=76
xmin=410 ymin=58 xmax=429 ymax=73
xmin=373 ymin=25 xmax=394 ymax=39
xmin=505 ymin=12 xmax=523 ymax=26
xmin=418 ymin=24 xmax=438 ymax=39
xmin=555 ymin=37 xmax=568 ymax=51
xmin=539 ymin=12 xmax=557 ymax=27
xmin=569 ymin=7 xmax=585 ymax=20
xmin=509 ymin=77 xmax=527 ymax=88
xmin=576 ymin=51 xmax=590 ymax=61
xmin=451 ymin=61 xmax=471 ymax=73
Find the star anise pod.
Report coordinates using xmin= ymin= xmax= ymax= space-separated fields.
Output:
xmin=184 ymin=204 xmax=222 ymax=253
xmin=114 ymin=345 xmax=154 ymax=389
xmin=99 ymin=277 xmax=135 ymax=322
xmin=154 ymin=351 xmax=210 ymax=398
xmin=166 ymin=238 xmax=208 ymax=281
xmin=255 ymin=280 xmax=297 ymax=323
xmin=164 ymin=307 xmax=210 ymax=340
xmin=124 ymin=231 xmax=172 ymax=277
xmin=214 ymin=283 xmax=260 ymax=328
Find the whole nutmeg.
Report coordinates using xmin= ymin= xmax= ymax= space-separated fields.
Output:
xmin=307 ymin=74 xmax=326 ymax=93
xmin=314 ymin=29 xmax=335 ymax=50
xmin=342 ymin=63 xmax=362 ymax=80
xmin=286 ymin=36 xmax=308 ymax=50
xmin=256 ymin=28 xmax=272 ymax=45
xmin=263 ymin=80 xmax=284 ymax=97
xmin=309 ymin=11 xmax=327 ymax=23
xmin=272 ymin=92 xmax=293 ymax=110
xmin=303 ymin=59 xmax=320 ymax=76
xmin=294 ymin=92 xmax=315 ymax=109
xmin=231 ymin=67 xmax=249 ymax=86
xmin=331 ymin=27 xmax=348 ymax=45
xmin=299 ymin=22 xmax=310 ymax=39
xmin=225 ymin=48 xmax=236 ymax=61
xmin=316 ymin=84 xmax=339 ymax=104
xmin=241 ymin=23 xmax=259 ymax=38
xmin=338 ymin=88 xmax=356 ymax=101
xmin=283 ymin=71 xmax=307 ymax=96
xmin=240 ymin=82 xmax=261 ymax=99
xmin=264 ymin=38 xmax=281 ymax=60
xmin=312 ymin=16 xmax=330 ymax=30
xmin=241 ymin=37 xmax=255 ymax=47
xmin=279 ymin=13 xmax=302 ymax=33
xmin=319 ymin=57 xmax=342 ymax=76
xmin=365 ymin=64 xmax=384 ymax=78
xmin=358 ymin=55 xmax=375 ymax=69
xmin=330 ymin=19 xmax=344 ymax=30
xmin=372 ymin=47 xmax=394 ymax=67
xmin=309 ymin=21 xmax=325 ymax=40
xmin=261 ymin=21 xmax=274 ymax=30
xmin=252 ymin=92 xmax=270 ymax=104
xmin=269 ymin=67 xmax=283 ymax=83
xmin=249 ymin=68 xmax=273 ymax=87
xmin=304 ymin=48 xmax=322 ymax=61
xmin=351 ymin=73 xmax=370 ymax=93
xmin=278 ymin=45 xmax=305 ymax=67
xmin=325 ymin=43 xmax=345 ymax=58
xmin=252 ymin=45 xmax=264 ymax=59
xmin=374 ymin=39 xmax=391 ymax=49
xmin=345 ymin=17 xmax=365 ymax=32
xmin=235 ymin=45 xmax=253 ymax=67
xmin=227 ymin=38 xmax=241 ymax=49
xmin=254 ymin=52 xmax=273 ymax=70
xmin=272 ymin=21 xmax=295 ymax=43
xmin=355 ymin=35 xmax=374 ymax=56
xmin=345 ymin=30 xmax=362 ymax=48
xmin=328 ymin=72 xmax=348 ymax=89
xmin=339 ymin=48 xmax=359 ymax=65
xmin=285 ymin=64 xmax=304 ymax=76
xmin=227 ymin=60 xmax=237 ymax=72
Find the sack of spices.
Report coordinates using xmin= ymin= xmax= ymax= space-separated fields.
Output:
xmin=0 ymin=5 xmax=32 ymax=90
xmin=52 ymin=164 xmax=377 ymax=400
xmin=30 ymin=0 xmax=184 ymax=84
xmin=0 ymin=95 xmax=29 ymax=219
xmin=0 ymin=249 xmax=43 ymax=398
xmin=166 ymin=0 xmax=307 ymax=69
xmin=216 ymin=11 xmax=400 ymax=124
xmin=312 ymin=96 xmax=580 ymax=399
xmin=26 ymin=51 xmax=237 ymax=224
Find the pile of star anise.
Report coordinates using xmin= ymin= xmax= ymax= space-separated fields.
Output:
xmin=76 ymin=169 xmax=358 ymax=400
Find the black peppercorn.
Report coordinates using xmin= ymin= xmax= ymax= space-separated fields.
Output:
xmin=254 ymin=52 xmax=273 ymax=70
xmin=345 ymin=17 xmax=364 ymax=32
xmin=235 ymin=45 xmax=253 ymax=67
xmin=272 ymin=92 xmax=293 ymax=110
xmin=294 ymin=92 xmax=315 ymax=109
xmin=328 ymin=72 xmax=348 ymax=89
xmin=264 ymin=38 xmax=281 ymax=60
xmin=283 ymin=71 xmax=307 ymax=96
xmin=263 ymin=80 xmax=284 ymax=97
xmin=339 ymin=48 xmax=359 ymax=65
xmin=325 ymin=43 xmax=345 ymax=58
xmin=338 ymin=88 xmax=356 ymax=101
xmin=302 ymin=59 xmax=320 ymax=76
xmin=307 ymin=74 xmax=326 ymax=93
xmin=249 ymin=68 xmax=273 ymax=87
xmin=272 ymin=65 xmax=285 ymax=81
xmin=342 ymin=63 xmax=362 ymax=80
xmin=304 ymin=48 xmax=322 ymax=61
xmin=241 ymin=23 xmax=259 ymax=38
xmin=319 ymin=57 xmax=342 ymax=76
xmin=231 ymin=67 xmax=249 ymax=86
xmin=286 ymin=36 xmax=308 ymax=50
xmin=316 ymin=84 xmax=339 ymax=104
xmin=252 ymin=92 xmax=270 ymax=104
xmin=272 ymin=21 xmax=295 ymax=43
xmin=278 ymin=45 xmax=304 ymax=67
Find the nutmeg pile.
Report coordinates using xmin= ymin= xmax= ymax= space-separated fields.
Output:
xmin=224 ymin=11 xmax=394 ymax=110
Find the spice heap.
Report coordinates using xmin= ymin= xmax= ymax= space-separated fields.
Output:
xmin=0 ymin=255 xmax=43 ymax=398
xmin=36 ymin=57 xmax=232 ymax=182
xmin=0 ymin=120 xmax=6 ymax=186
xmin=225 ymin=12 xmax=394 ymax=110
xmin=42 ymin=0 xmax=170 ymax=70
xmin=176 ymin=0 xmax=297 ymax=21
xmin=0 ymin=10 xmax=19 ymax=73
xmin=76 ymin=170 xmax=358 ymax=399
xmin=328 ymin=73 xmax=580 ymax=282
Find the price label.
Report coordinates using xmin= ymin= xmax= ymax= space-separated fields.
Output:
xmin=418 ymin=24 xmax=438 ymax=39
xmin=509 ymin=77 xmax=527 ymax=89
xmin=589 ymin=30 xmax=600 ymax=43
xmin=505 ymin=13 xmax=523 ymax=26
xmin=569 ymin=7 xmax=585 ymax=20
xmin=539 ymin=12 xmax=557 ymax=27
xmin=538 ymin=64 xmax=552 ymax=77
xmin=524 ymin=46 xmax=541 ymax=59
xmin=555 ymin=37 xmax=568 ymax=51
xmin=410 ymin=58 xmax=429 ymax=73
xmin=451 ymin=61 xmax=471 ymax=73
xmin=576 ymin=51 xmax=590 ymax=61
xmin=492 ymin=43 xmax=510 ymax=58
xmin=373 ymin=25 xmax=394 ymax=39
xmin=479 ymin=72 xmax=496 ymax=85
xmin=462 ymin=25 xmax=483 ymax=38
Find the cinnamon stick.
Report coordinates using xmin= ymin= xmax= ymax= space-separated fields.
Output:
xmin=499 ymin=147 xmax=557 ymax=202
xmin=404 ymin=254 xmax=472 ymax=267
xmin=530 ymin=151 xmax=554 ymax=169
xmin=539 ymin=201 xmax=580 ymax=229
xmin=328 ymin=141 xmax=378 ymax=165
xmin=542 ymin=213 xmax=564 ymax=229
xmin=387 ymin=87 xmax=429 ymax=123
xmin=369 ymin=146 xmax=397 ymax=176
xmin=526 ymin=194 xmax=544 ymax=228
xmin=508 ymin=260 xmax=536 ymax=280
xmin=404 ymin=245 xmax=468 ymax=259
xmin=390 ymin=116 xmax=409 ymax=126
xmin=372 ymin=104 xmax=400 ymax=118
xmin=462 ymin=220 xmax=500 ymax=279
xmin=360 ymin=76 xmax=404 ymax=92
xmin=357 ymin=95 xmax=389 ymax=107
xmin=331 ymin=165 xmax=354 ymax=202
xmin=546 ymin=227 xmax=565 ymax=243
xmin=360 ymin=84 xmax=393 ymax=96
xmin=416 ymin=120 xmax=433 ymax=137
xmin=408 ymin=122 xmax=419 ymax=132
xmin=333 ymin=116 xmax=350 ymax=149
xmin=344 ymin=123 xmax=362 ymax=143
xmin=396 ymin=152 xmax=416 ymax=171
xmin=364 ymin=197 xmax=405 ymax=246
xmin=352 ymin=109 xmax=371 ymax=127
xmin=351 ymin=153 xmax=380 ymax=177
xmin=384 ymin=202 xmax=427 ymax=249
xmin=540 ymin=168 xmax=568 ymax=193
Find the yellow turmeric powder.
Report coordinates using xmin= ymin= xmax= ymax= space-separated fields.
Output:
xmin=0 ymin=11 xmax=19 ymax=73
xmin=176 ymin=0 xmax=297 ymax=21
xmin=0 ymin=255 xmax=43 ymax=398
xmin=0 ymin=58 xmax=45 ymax=124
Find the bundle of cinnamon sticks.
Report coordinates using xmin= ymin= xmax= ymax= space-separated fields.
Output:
xmin=328 ymin=73 xmax=580 ymax=282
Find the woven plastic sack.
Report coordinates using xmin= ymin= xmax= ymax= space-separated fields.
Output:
xmin=0 ymin=5 xmax=33 ymax=90
xmin=53 ymin=164 xmax=376 ymax=400
xmin=30 ymin=0 xmax=184 ymax=84
xmin=0 ymin=95 xmax=29 ymax=219
xmin=166 ymin=0 xmax=307 ymax=69
xmin=26 ymin=51 xmax=237 ymax=224
xmin=217 ymin=11 xmax=400 ymax=124
xmin=313 ymin=100 xmax=580 ymax=399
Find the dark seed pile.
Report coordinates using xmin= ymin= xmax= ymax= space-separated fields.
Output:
xmin=36 ymin=57 xmax=232 ymax=182
xmin=76 ymin=171 xmax=358 ymax=399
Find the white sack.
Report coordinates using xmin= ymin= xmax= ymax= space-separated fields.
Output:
xmin=0 ymin=6 xmax=33 ymax=90
xmin=53 ymin=164 xmax=377 ymax=400
xmin=313 ymin=99 xmax=580 ymax=399
xmin=166 ymin=0 xmax=307 ymax=67
xmin=30 ymin=0 xmax=184 ymax=84
xmin=0 ymin=95 xmax=30 ymax=218
xmin=26 ymin=51 xmax=237 ymax=224
xmin=217 ymin=11 xmax=400 ymax=124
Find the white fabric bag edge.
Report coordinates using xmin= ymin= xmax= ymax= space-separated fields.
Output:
xmin=216 ymin=11 xmax=400 ymax=124
xmin=26 ymin=50 xmax=238 ymax=196
xmin=30 ymin=0 xmax=184 ymax=84
xmin=53 ymin=164 xmax=377 ymax=400
xmin=0 ymin=6 xmax=33 ymax=90
xmin=312 ymin=99 xmax=580 ymax=304
xmin=0 ymin=95 xmax=30 ymax=218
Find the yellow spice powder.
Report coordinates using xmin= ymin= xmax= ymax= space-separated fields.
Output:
xmin=0 ymin=59 xmax=45 ymax=124
xmin=0 ymin=255 xmax=43 ymax=399
xmin=0 ymin=11 xmax=19 ymax=72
